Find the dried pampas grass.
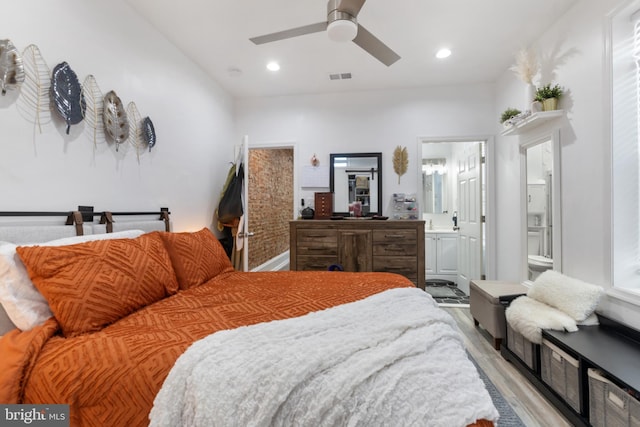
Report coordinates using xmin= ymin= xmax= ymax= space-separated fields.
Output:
xmin=510 ymin=47 xmax=538 ymax=84
xmin=393 ymin=146 xmax=408 ymax=184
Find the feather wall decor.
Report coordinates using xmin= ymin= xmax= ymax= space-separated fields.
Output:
xmin=81 ymin=75 xmax=105 ymax=147
xmin=51 ymin=62 xmax=86 ymax=134
xmin=16 ymin=44 xmax=51 ymax=134
xmin=393 ymin=145 xmax=408 ymax=184
xmin=126 ymin=101 xmax=143 ymax=160
xmin=0 ymin=39 xmax=24 ymax=95
xmin=103 ymin=90 xmax=129 ymax=151
xmin=142 ymin=117 xmax=156 ymax=152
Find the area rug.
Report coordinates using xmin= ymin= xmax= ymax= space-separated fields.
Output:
xmin=468 ymin=353 xmax=525 ymax=427
xmin=425 ymin=282 xmax=469 ymax=306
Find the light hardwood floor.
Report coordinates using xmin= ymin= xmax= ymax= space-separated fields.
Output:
xmin=443 ymin=306 xmax=573 ymax=427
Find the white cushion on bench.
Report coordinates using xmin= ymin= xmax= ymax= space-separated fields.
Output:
xmin=528 ymin=270 xmax=604 ymax=322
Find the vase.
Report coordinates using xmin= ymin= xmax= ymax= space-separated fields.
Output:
xmin=525 ymin=83 xmax=535 ymax=111
xmin=541 ymin=98 xmax=558 ymax=111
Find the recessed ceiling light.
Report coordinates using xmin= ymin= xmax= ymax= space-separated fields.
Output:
xmin=436 ymin=48 xmax=452 ymax=59
xmin=227 ymin=67 xmax=243 ymax=77
xmin=266 ymin=61 xmax=280 ymax=71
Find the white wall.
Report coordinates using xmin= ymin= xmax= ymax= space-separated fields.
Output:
xmin=0 ymin=0 xmax=236 ymax=232
xmin=236 ymin=84 xmax=496 ymax=215
xmin=494 ymin=0 xmax=640 ymax=328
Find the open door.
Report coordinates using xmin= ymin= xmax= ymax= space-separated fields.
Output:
xmin=235 ymin=135 xmax=250 ymax=272
xmin=456 ymin=142 xmax=483 ymax=294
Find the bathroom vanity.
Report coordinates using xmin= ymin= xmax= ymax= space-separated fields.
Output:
xmin=425 ymin=229 xmax=458 ymax=284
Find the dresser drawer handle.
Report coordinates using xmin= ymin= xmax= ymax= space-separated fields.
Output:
xmin=384 ymin=234 xmax=405 ymax=238
xmin=306 ymin=234 xmax=331 ymax=238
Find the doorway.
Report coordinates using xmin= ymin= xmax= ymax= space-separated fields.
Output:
xmin=245 ymin=145 xmax=295 ymax=271
xmin=419 ymin=138 xmax=491 ymax=294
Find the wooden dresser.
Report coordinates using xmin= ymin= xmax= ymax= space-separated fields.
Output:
xmin=290 ymin=220 xmax=425 ymax=289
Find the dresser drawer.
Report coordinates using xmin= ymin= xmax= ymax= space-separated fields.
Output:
xmin=296 ymin=229 xmax=338 ymax=255
xmin=373 ymin=229 xmax=417 ymax=256
xmin=373 ymin=256 xmax=417 ymax=282
xmin=296 ymin=255 xmax=338 ymax=271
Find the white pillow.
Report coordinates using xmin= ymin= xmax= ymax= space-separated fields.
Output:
xmin=527 ymin=270 xmax=605 ymax=322
xmin=0 ymin=229 xmax=145 ymax=332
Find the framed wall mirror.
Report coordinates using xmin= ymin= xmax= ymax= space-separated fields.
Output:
xmin=520 ymin=130 xmax=562 ymax=282
xmin=330 ymin=153 xmax=382 ymax=216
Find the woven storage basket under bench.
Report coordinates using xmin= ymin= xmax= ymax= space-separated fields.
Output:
xmin=588 ymin=369 xmax=640 ymax=427
xmin=503 ymin=316 xmax=640 ymax=427
xmin=544 ymin=318 xmax=640 ymax=427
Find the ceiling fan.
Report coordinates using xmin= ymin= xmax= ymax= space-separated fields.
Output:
xmin=249 ymin=0 xmax=400 ymax=66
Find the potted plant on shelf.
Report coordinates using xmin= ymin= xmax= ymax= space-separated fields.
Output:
xmin=534 ymin=83 xmax=563 ymax=111
xmin=500 ymin=107 xmax=521 ymax=128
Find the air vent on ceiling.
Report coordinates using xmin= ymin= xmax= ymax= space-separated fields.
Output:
xmin=329 ymin=72 xmax=352 ymax=81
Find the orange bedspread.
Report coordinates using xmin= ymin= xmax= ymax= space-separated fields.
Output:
xmin=0 ymin=271 xmax=493 ymax=427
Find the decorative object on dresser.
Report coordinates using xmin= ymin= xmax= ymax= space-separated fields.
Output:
xmin=290 ymin=219 xmax=425 ymax=288
xmin=314 ymin=192 xmax=333 ymax=219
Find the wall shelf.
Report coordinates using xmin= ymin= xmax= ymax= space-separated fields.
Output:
xmin=501 ymin=110 xmax=564 ymax=136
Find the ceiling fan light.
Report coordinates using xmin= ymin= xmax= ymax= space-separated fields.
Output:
xmin=327 ymin=19 xmax=358 ymax=43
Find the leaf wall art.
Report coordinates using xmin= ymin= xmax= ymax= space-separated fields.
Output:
xmin=126 ymin=101 xmax=143 ymax=160
xmin=16 ymin=44 xmax=51 ymax=134
xmin=103 ymin=90 xmax=129 ymax=151
xmin=2 ymin=37 xmax=159 ymax=163
xmin=142 ymin=117 xmax=156 ymax=152
xmin=0 ymin=39 xmax=25 ymax=95
xmin=81 ymin=74 xmax=105 ymax=147
xmin=51 ymin=61 xmax=86 ymax=134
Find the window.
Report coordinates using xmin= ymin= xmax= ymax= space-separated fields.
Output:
xmin=612 ymin=1 xmax=640 ymax=298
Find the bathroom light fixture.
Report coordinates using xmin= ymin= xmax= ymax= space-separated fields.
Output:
xmin=266 ymin=61 xmax=280 ymax=71
xmin=436 ymin=48 xmax=452 ymax=59
xmin=327 ymin=19 xmax=358 ymax=43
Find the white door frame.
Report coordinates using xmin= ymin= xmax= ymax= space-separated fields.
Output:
xmin=417 ymin=135 xmax=496 ymax=280
xmin=243 ymin=138 xmax=298 ymax=271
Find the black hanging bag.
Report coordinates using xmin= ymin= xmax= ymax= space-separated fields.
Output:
xmin=217 ymin=163 xmax=244 ymax=225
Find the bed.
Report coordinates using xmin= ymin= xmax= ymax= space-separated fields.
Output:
xmin=0 ymin=210 xmax=498 ymax=427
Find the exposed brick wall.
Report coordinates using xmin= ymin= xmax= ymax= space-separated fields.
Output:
xmin=248 ymin=148 xmax=293 ymax=269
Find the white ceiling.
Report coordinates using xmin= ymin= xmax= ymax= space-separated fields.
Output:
xmin=124 ymin=0 xmax=578 ymax=98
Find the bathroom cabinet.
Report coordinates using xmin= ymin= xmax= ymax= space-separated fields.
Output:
xmin=527 ymin=184 xmax=546 ymax=214
xmin=425 ymin=231 xmax=458 ymax=283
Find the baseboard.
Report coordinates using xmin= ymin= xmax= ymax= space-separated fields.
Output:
xmin=250 ymin=250 xmax=290 ymax=272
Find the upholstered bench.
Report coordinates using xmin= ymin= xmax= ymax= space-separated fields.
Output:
xmin=470 ymin=280 xmax=527 ymax=350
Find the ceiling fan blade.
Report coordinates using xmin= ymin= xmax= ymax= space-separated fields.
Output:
xmin=250 ymin=22 xmax=328 ymax=45
xmin=333 ymin=0 xmax=366 ymax=17
xmin=353 ymin=24 xmax=400 ymax=66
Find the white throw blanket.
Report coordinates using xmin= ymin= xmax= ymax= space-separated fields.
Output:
xmin=150 ymin=288 xmax=498 ymax=427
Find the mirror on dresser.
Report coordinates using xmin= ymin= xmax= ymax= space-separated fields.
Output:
xmin=329 ymin=153 xmax=382 ymax=216
xmin=521 ymin=130 xmax=562 ymax=282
